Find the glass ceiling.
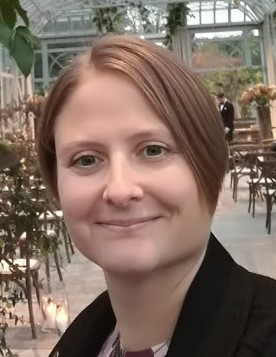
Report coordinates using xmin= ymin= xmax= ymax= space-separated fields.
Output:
xmin=21 ymin=0 xmax=276 ymax=34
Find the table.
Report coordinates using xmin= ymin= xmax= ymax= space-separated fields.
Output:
xmin=233 ymin=127 xmax=260 ymax=142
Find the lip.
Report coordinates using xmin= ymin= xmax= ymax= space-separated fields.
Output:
xmin=97 ymin=216 xmax=160 ymax=228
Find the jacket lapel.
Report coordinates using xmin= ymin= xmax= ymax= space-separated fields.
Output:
xmin=167 ymin=234 xmax=254 ymax=357
xmin=50 ymin=291 xmax=116 ymax=357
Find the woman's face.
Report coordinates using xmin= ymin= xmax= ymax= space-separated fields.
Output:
xmin=55 ymin=72 xmax=212 ymax=275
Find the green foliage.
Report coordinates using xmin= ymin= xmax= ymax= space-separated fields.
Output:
xmin=0 ymin=0 xmax=39 ymax=77
xmin=93 ymin=7 xmax=126 ymax=33
xmin=0 ymin=142 xmax=13 ymax=155
xmin=192 ymin=31 xmax=261 ymax=70
xmin=0 ymin=142 xmax=19 ymax=171
xmin=136 ymin=2 xmax=151 ymax=33
xmin=0 ymin=286 xmax=23 ymax=357
xmin=92 ymin=2 xmax=158 ymax=35
xmin=164 ymin=3 xmax=190 ymax=49
xmin=0 ymin=128 xmax=61 ymax=355
xmin=201 ymin=67 xmax=263 ymax=100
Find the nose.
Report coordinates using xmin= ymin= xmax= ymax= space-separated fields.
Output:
xmin=102 ymin=157 xmax=144 ymax=208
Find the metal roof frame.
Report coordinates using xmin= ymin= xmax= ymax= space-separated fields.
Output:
xmin=20 ymin=0 xmax=276 ymax=34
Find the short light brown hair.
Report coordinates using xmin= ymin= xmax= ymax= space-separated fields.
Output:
xmin=37 ymin=34 xmax=228 ymax=213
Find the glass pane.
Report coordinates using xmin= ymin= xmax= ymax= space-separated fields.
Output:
xmin=231 ymin=9 xmax=245 ymax=22
xmin=215 ymin=1 xmax=227 ymax=9
xmin=43 ymin=20 xmax=56 ymax=34
xmin=194 ymin=30 xmax=242 ymax=39
xmin=188 ymin=11 xmax=200 ymax=25
xmin=201 ymin=10 xmax=214 ymax=24
xmin=215 ymin=9 xmax=228 ymax=23
xmin=201 ymin=1 xmax=214 ymax=10
xmin=55 ymin=19 xmax=70 ymax=33
xmin=189 ymin=2 xmax=199 ymax=11
xmin=83 ymin=18 xmax=94 ymax=30
xmin=34 ymin=53 xmax=42 ymax=78
xmin=192 ymin=38 xmax=245 ymax=69
xmin=48 ymin=52 xmax=77 ymax=78
xmin=250 ymin=38 xmax=261 ymax=66
xmin=251 ymin=29 xmax=259 ymax=37
xmin=70 ymin=20 xmax=84 ymax=32
xmin=48 ymin=42 xmax=90 ymax=49
xmin=34 ymin=81 xmax=46 ymax=94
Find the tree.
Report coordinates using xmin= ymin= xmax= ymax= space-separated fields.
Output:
xmin=0 ymin=0 xmax=39 ymax=77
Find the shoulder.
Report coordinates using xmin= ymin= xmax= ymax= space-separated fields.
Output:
xmin=236 ymin=269 xmax=276 ymax=355
xmin=239 ymin=268 xmax=276 ymax=307
xmin=225 ymin=100 xmax=234 ymax=108
xmin=249 ymin=270 xmax=276 ymax=317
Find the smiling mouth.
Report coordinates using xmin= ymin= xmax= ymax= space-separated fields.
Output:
xmin=97 ymin=217 xmax=160 ymax=229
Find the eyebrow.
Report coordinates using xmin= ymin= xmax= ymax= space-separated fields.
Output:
xmin=58 ymin=128 xmax=173 ymax=156
xmin=58 ymin=141 xmax=106 ymax=157
xmin=126 ymin=129 xmax=172 ymax=142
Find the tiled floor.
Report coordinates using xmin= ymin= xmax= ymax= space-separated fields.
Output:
xmin=6 ymin=173 xmax=276 ymax=356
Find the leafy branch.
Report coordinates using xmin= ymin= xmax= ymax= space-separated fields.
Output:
xmin=0 ymin=0 xmax=40 ymax=77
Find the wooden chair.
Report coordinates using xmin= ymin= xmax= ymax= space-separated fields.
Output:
xmin=256 ymin=158 xmax=276 ymax=234
xmin=229 ymin=144 xmax=259 ymax=201
xmin=247 ymin=151 xmax=276 ymax=218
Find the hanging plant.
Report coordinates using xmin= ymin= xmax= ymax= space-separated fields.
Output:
xmin=164 ymin=3 xmax=190 ymax=50
xmin=93 ymin=6 xmax=126 ymax=34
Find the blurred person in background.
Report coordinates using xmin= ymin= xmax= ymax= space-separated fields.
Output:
xmin=217 ymin=92 xmax=234 ymax=143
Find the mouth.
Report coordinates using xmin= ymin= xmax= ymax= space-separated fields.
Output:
xmin=97 ymin=216 xmax=160 ymax=230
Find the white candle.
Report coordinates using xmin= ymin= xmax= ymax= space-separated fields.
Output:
xmin=55 ymin=305 xmax=69 ymax=334
xmin=44 ymin=299 xmax=57 ymax=329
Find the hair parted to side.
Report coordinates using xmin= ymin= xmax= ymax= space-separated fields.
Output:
xmin=37 ymin=34 xmax=228 ymax=213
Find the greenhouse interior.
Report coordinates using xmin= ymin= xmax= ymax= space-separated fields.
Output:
xmin=1 ymin=0 xmax=276 ymax=356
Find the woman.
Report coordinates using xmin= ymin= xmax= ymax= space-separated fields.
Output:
xmin=37 ymin=35 xmax=276 ymax=357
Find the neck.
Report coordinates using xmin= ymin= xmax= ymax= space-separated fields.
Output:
xmin=104 ymin=250 xmax=206 ymax=351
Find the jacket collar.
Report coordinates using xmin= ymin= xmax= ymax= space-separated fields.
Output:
xmin=52 ymin=234 xmax=254 ymax=357
xmin=166 ymin=233 xmax=254 ymax=356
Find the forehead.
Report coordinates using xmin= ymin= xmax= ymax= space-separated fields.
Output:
xmin=67 ymin=71 xmax=151 ymax=112
xmin=58 ymin=71 xmax=154 ymax=120
xmin=54 ymin=71 xmax=174 ymax=143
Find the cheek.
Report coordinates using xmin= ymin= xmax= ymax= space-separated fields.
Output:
xmin=57 ymin=170 xmax=96 ymax=220
xmin=154 ymin=164 xmax=201 ymax=211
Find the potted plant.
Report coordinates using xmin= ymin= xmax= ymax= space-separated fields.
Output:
xmin=240 ymin=83 xmax=276 ymax=139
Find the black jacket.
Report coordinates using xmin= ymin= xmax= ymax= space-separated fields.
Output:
xmin=220 ymin=100 xmax=235 ymax=141
xmin=49 ymin=234 xmax=276 ymax=356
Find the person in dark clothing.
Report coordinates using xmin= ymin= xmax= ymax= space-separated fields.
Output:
xmin=217 ymin=93 xmax=235 ymax=142
xmin=36 ymin=35 xmax=276 ymax=357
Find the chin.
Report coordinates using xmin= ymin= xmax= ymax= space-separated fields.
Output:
xmin=98 ymin=254 xmax=160 ymax=276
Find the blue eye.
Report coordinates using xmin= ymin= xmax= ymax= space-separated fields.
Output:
xmin=73 ymin=155 xmax=99 ymax=168
xmin=142 ymin=145 xmax=168 ymax=158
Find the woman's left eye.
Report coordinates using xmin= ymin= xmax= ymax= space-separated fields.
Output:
xmin=141 ymin=145 xmax=168 ymax=158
